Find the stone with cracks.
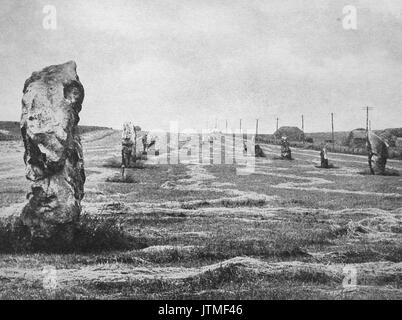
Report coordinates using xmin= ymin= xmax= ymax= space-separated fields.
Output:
xmin=367 ymin=131 xmax=388 ymax=175
xmin=121 ymin=122 xmax=134 ymax=167
xmin=20 ymin=61 xmax=85 ymax=243
xmin=280 ymin=138 xmax=292 ymax=160
xmin=254 ymin=144 xmax=265 ymax=157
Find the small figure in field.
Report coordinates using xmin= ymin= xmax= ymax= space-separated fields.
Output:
xmin=121 ymin=122 xmax=134 ymax=167
xmin=320 ymin=143 xmax=329 ymax=168
xmin=280 ymin=136 xmax=292 ymax=160
xmin=367 ymin=131 xmax=388 ymax=175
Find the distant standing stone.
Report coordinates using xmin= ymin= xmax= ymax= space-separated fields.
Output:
xmin=280 ymin=137 xmax=292 ymax=160
xmin=255 ymin=144 xmax=265 ymax=157
xmin=20 ymin=61 xmax=85 ymax=243
xmin=320 ymin=144 xmax=329 ymax=168
xmin=367 ymin=131 xmax=388 ymax=175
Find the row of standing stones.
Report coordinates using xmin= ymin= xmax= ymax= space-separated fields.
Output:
xmin=15 ymin=61 xmax=389 ymax=248
xmin=266 ymin=133 xmax=388 ymax=173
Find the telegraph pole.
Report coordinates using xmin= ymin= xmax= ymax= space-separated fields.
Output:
xmin=366 ymin=106 xmax=369 ymax=132
xmin=240 ymin=119 xmax=242 ymax=132
xmin=331 ymin=113 xmax=335 ymax=149
xmin=301 ymin=115 xmax=304 ymax=132
xmin=362 ymin=106 xmax=374 ymax=174
xmin=362 ymin=106 xmax=374 ymax=132
xmin=255 ymin=119 xmax=259 ymax=136
xmin=225 ymin=119 xmax=228 ymax=133
xmin=275 ymin=117 xmax=279 ymax=142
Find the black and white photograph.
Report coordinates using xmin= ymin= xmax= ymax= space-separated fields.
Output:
xmin=0 ymin=0 xmax=401 ymax=304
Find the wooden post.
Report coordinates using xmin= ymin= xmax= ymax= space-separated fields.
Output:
xmin=366 ymin=106 xmax=369 ymax=132
xmin=121 ymin=165 xmax=126 ymax=180
xmin=331 ymin=113 xmax=335 ymax=150
xmin=363 ymin=106 xmax=373 ymax=132
xmin=255 ymin=119 xmax=259 ymax=136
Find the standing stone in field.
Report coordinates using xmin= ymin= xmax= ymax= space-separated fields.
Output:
xmin=280 ymin=137 xmax=292 ymax=160
xmin=320 ymin=144 xmax=329 ymax=168
xmin=20 ymin=61 xmax=85 ymax=243
xmin=255 ymin=144 xmax=265 ymax=157
xmin=121 ymin=122 xmax=134 ymax=167
xmin=367 ymin=131 xmax=388 ymax=175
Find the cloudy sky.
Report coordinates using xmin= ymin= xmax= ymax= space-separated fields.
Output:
xmin=1 ymin=0 xmax=402 ymax=132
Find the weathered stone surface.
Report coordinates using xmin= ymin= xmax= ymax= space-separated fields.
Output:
xmin=320 ymin=145 xmax=329 ymax=168
xmin=280 ymin=138 xmax=292 ymax=160
xmin=121 ymin=122 xmax=134 ymax=167
xmin=20 ymin=61 xmax=85 ymax=242
xmin=367 ymin=131 xmax=388 ymax=175
xmin=254 ymin=144 xmax=265 ymax=157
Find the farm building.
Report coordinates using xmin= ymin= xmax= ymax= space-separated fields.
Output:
xmin=395 ymin=138 xmax=402 ymax=149
xmin=345 ymin=128 xmax=367 ymax=148
xmin=273 ymin=126 xmax=304 ymax=141
xmin=377 ymin=128 xmax=402 ymax=148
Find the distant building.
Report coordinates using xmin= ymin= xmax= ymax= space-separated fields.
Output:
xmin=377 ymin=128 xmax=402 ymax=148
xmin=396 ymin=138 xmax=402 ymax=149
xmin=273 ymin=126 xmax=305 ymax=141
xmin=345 ymin=128 xmax=367 ymax=148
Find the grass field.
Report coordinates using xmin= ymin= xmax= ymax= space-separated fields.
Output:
xmin=0 ymin=130 xmax=401 ymax=299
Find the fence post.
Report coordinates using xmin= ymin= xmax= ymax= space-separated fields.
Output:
xmin=121 ymin=165 xmax=126 ymax=180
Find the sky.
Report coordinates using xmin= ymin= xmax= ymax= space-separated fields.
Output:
xmin=1 ymin=0 xmax=402 ymax=133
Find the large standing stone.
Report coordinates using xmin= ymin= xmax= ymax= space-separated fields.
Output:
xmin=367 ymin=131 xmax=388 ymax=175
xmin=254 ymin=144 xmax=265 ymax=157
xmin=20 ymin=61 xmax=85 ymax=243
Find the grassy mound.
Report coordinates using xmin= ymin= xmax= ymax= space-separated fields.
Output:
xmin=0 ymin=214 xmax=148 ymax=254
xmin=102 ymin=157 xmax=148 ymax=169
xmin=358 ymin=169 xmax=400 ymax=176
xmin=106 ymin=175 xmax=137 ymax=183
